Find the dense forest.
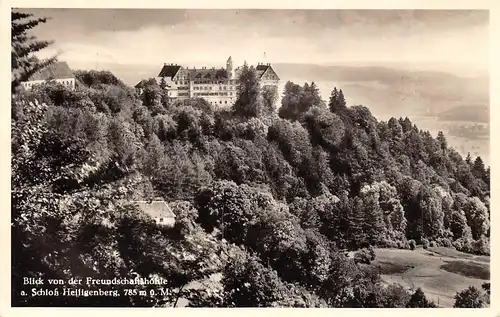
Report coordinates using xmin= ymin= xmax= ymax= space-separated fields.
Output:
xmin=11 ymin=11 xmax=490 ymax=308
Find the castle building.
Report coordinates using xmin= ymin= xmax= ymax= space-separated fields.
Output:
xmin=20 ymin=61 xmax=75 ymax=90
xmin=135 ymin=56 xmax=280 ymax=107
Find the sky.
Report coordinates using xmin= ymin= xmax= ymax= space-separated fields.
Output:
xmin=19 ymin=9 xmax=489 ymax=76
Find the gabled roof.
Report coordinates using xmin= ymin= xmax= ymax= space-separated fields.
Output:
xmin=132 ymin=200 xmax=176 ymax=219
xmin=28 ymin=61 xmax=74 ymax=81
xmin=158 ymin=64 xmax=181 ymax=78
xmin=186 ymin=68 xmax=227 ymax=80
xmin=256 ymin=64 xmax=270 ymax=71
xmin=256 ymin=64 xmax=280 ymax=80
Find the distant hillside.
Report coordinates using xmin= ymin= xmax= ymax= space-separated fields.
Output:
xmin=438 ymin=105 xmax=489 ymax=123
xmin=272 ymin=63 xmax=489 ymax=120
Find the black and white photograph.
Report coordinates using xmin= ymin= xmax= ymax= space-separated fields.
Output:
xmin=8 ymin=5 xmax=492 ymax=309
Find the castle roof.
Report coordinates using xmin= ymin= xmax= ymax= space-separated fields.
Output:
xmin=234 ymin=65 xmax=272 ymax=79
xmin=132 ymin=200 xmax=176 ymax=219
xmin=155 ymin=61 xmax=278 ymax=81
xmin=256 ymin=64 xmax=270 ymax=71
xmin=186 ymin=68 xmax=228 ymax=80
xmin=28 ymin=61 xmax=74 ymax=81
xmin=158 ymin=64 xmax=182 ymax=78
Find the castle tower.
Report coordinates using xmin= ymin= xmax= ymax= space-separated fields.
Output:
xmin=226 ymin=56 xmax=234 ymax=79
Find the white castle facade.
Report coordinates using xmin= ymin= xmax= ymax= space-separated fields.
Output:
xmin=135 ymin=56 xmax=280 ymax=107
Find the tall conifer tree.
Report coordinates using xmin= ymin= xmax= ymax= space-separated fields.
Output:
xmin=11 ymin=11 xmax=57 ymax=93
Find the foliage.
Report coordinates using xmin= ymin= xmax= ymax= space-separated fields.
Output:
xmin=406 ymin=288 xmax=437 ymax=308
xmin=234 ymin=64 xmax=261 ymax=117
xmin=409 ymin=239 xmax=416 ymax=250
xmin=453 ymin=286 xmax=486 ymax=308
xmin=279 ymin=81 xmax=323 ymax=120
xmin=354 ymin=248 xmax=375 ymax=264
xmin=422 ymin=238 xmax=430 ymax=249
xmin=11 ymin=10 xmax=57 ymax=93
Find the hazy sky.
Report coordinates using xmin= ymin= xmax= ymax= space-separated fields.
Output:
xmin=20 ymin=9 xmax=489 ymax=76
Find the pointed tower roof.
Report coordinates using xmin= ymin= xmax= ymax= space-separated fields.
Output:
xmin=227 ymin=56 xmax=232 ymax=63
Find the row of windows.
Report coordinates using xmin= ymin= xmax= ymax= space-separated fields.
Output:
xmin=178 ymin=92 xmax=189 ymax=96
xmin=174 ymin=80 xmax=237 ymax=85
xmin=192 ymin=86 xmax=234 ymax=91
xmin=194 ymin=92 xmax=233 ymax=97
xmin=210 ymin=100 xmax=232 ymax=105
xmin=24 ymin=80 xmax=73 ymax=88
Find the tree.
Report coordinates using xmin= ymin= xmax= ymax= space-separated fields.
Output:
xmin=465 ymin=152 xmax=472 ymax=166
xmin=160 ymin=77 xmax=167 ymax=89
xmin=436 ymin=131 xmax=447 ymax=154
xmin=338 ymin=89 xmax=346 ymax=107
xmin=261 ymin=85 xmax=279 ymax=116
xmin=463 ymin=197 xmax=489 ymax=240
xmin=234 ymin=64 xmax=261 ymax=117
xmin=11 ymin=11 xmax=57 ymax=93
xmin=472 ymin=156 xmax=486 ymax=179
xmin=328 ymin=87 xmax=339 ymax=113
xmin=278 ymin=81 xmax=304 ymax=120
xmin=306 ymin=82 xmax=323 ymax=107
xmin=406 ymin=288 xmax=437 ymax=308
xmin=299 ymin=82 xmax=323 ymax=112
xmin=453 ymin=286 xmax=485 ymax=308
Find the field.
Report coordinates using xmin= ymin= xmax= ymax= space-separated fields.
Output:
xmin=372 ymin=247 xmax=490 ymax=307
xmin=176 ymin=246 xmax=489 ymax=308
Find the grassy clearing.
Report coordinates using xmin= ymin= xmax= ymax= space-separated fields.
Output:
xmin=374 ymin=261 xmax=415 ymax=275
xmin=427 ymin=247 xmax=490 ymax=263
xmin=440 ymin=260 xmax=490 ymax=280
xmin=373 ymin=247 xmax=490 ymax=307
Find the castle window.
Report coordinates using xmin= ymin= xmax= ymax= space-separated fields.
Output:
xmin=175 ymin=81 xmax=178 ymax=85
xmin=219 ymin=101 xmax=222 ymax=104
xmin=225 ymin=101 xmax=227 ymax=104
xmin=159 ymin=218 xmax=164 ymax=222
xmin=230 ymin=92 xmax=233 ymax=96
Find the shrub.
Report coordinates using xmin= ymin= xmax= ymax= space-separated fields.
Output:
xmin=409 ymin=239 xmax=416 ymax=250
xmin=354 ymin=248 xmax=373 ymax=264
xmin=453 ymin=237 xmax=473 ymax=253
xmin=473 ymin=236 xmax=490 ymax=256
xmin=406 ymin=288 xmax=437 ymax=308
xmin=379 ymin=283 xmax=411 ymax=308
xmin=422 ymin=238 xmax=429 ymax=249
xmin=429 ymin=240 xmax=437 ymax=248
xmin=397 ymin=239 xmax=409 ymax=249
xmin=453 ymin=286 xmax=486 ymax=308
xmin=437 ymin=237 xmax=453 ymax=248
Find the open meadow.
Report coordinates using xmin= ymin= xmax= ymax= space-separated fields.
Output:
xmin=372 ymin=247 xmax=490 ymax=307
